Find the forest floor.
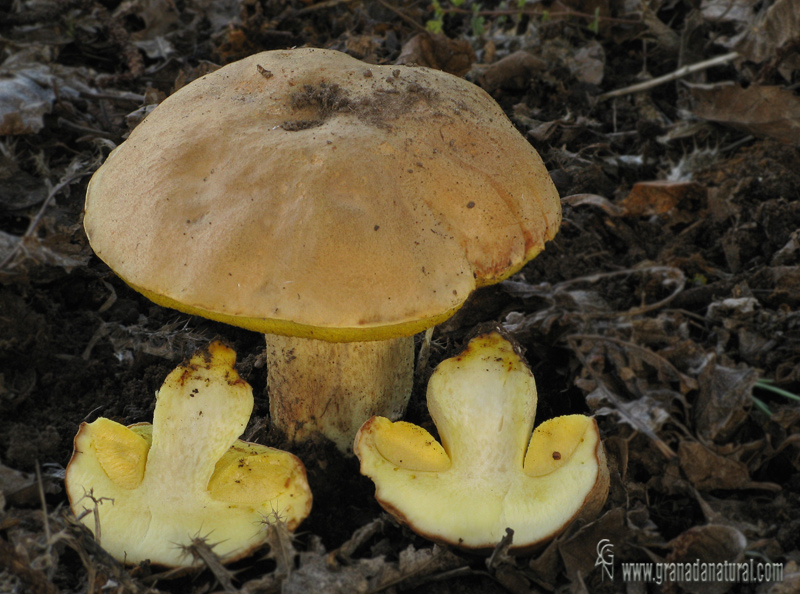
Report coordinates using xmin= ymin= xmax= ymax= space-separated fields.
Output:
xmin=1 ymin=0 xmax=799 ymax=592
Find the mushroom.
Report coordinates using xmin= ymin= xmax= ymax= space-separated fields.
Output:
xmin=65 ymin=341 xmax=312 ymax=567
xmin=354 ymin=332 xmax=609 ymax=552
xmin=83 ymin=48 xmax=561 ymax=452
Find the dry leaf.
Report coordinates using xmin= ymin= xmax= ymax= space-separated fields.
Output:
xmin=693 ymin=358 xmax=756 ymax=443
xmin=764 ymin=562 xmax=800 ymax=593
xmin=570 ymin=41 xmax=605 ymax=86
xmin=730 ymin=0 xmax=800 ymax=78
xmin=395 ymin=32 xmax=475 ymax=77
xmin=281 ymin=553 xmax=378 ymax=594
xmin=688 ymin=82 xmax=800 ymax=145
xmin=620 ymin=180 xmax=707 ymax=219
xmin=477 ymin=51 xmax=546 ymax=94
xmin=678 ymin=442 xmax=780 ymax=491
xmin=558 ymin=507 xmax=627 ymax=582
xmin=700 ymin=0 xmax=756 ymax=22
xmin=0 ymin=70 xmax=54 ymax=135
xmin=562 ymin=193 xmax=625 ymax=216
xmin=666 ymin=525 xmax=747 ymax=594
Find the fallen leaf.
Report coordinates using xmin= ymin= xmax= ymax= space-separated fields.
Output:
xmin=678 ymin=442 xmax=780 ymax=491
xmin=693 ymin=357 xmax=756 ymax=443
xmin=569 ymin=41 xmax=605 ymax=86
xmin=729 ymin=0 xmax=800 ymax=79
xmin=0 ymin=70 xmax=54 ymax=135
xmin=620 ymin=180 xmax=707 ymax=219
xmin=395 ymin=32 xmax=475 ymax=77
xmin=764 ymin=562 xmax=800 ymax=593
xmin=700 ymin=0 xmax=754 ymax=22
xmin=688 ymin=82 xmax=800 ymax=145
xmin=666 ymin=525 xmax=747 ymax=594
xmin=562 ymin=193 xmax=625 ymax=216
xmin=477 ymin=50 xmax=546 ymax=94
xmin=558 ymin=507 xmax=627 ymax=583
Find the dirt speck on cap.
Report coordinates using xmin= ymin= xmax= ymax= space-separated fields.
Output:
xmin=282 ymin=76 xmax=440 ymax=131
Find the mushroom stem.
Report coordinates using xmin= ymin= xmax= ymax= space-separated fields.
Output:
xmin=266 ymin=334 xmax=415 ymax=453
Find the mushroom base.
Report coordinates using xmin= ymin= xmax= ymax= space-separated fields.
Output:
xmin=266 ymin=334 xmax=415 ymax=453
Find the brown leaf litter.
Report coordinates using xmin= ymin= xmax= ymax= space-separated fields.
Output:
xmin=2 ymin=0 xmax=800 ymax=592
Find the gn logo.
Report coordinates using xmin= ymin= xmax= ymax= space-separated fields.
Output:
xmin=595 ymin=539 xmax=614 ymax=581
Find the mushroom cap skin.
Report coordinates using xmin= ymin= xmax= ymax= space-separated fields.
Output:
xmin=354 ymin=332 xmax=609 ymax=552
xmin=65 ymin=341 xmax=312 ymax=567
xmin=83 ymin=48 xmax=561 ymax=342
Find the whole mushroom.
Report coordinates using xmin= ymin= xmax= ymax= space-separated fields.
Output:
xmin=83 ymin=48 xmax=561 ymax=452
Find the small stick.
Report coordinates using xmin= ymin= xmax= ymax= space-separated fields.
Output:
xmin=377 ymin=0 xmax=428 ymax=32
xmin=597 ymin=51 xmax=739 ymax=101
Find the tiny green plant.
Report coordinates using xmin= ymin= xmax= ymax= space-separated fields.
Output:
xmin=426 ymin=0 xmax=445 ymax=34
xmin=588 ymin=7 xmax=601 ymax=33
xmin=427 ymin=0 xmax=485 ymax=36
xmin=752 ymin=378 xmax=800 ymax=416
xmin=471 ymin=4 xmax=486 ymax=36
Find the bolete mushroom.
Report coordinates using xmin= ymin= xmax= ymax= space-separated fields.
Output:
xmin=355 ymin=332 xmax=609 ymax=552
xmin=65 ymin=341 xmax=312 ymax=567
xmin=83 ymin=48 xmax=561 ymax=452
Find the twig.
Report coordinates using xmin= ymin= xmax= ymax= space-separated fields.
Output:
xmin=295 ymin=0 xmax=355 ymax=15
xmin=486 ymin=528 xmax=514 ymax=569
xmin=182 ymin=536 xmax=237 ymax=592
xmin=597 ymin=52 xmax=739 ymax=101
xmin=63 ymin=511 xmax=160 ymax=594
xmin=597 ymin=52 xmax=739 ymax=100
xmin=568 ymin=337 xmax=677 ymax=460
xmin=0 ymin=539 xmax=60 ymax=594
xmin=376 ymin=0 xmax=428 ymax=32
xmin=504 ymin=265 xmax=686 ymax=319
xmin=0 ymin=161 xmax=89 ymax=272
xmin=442 ymin=3 xmax=641 ymax=25
xmin=415 ymin=326 xmax=435 ymax=384
xmin=569 ymin=333 xmax=697 ymax=393
xmin=571 ymin=266 xmax=685 ymax=319
xmin=79 ymin=89 xmax=146 ymax=103
xmin=334 ymin=516 xmax=389 ymax=562
xmin=36 ymin=462 xmax=54 ymax=578
xmin=57 ymin=118 xmax=119 ymax=140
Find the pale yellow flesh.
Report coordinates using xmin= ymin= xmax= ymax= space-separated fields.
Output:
xmin=65 ymin=342 xmax=312 ymax=567
xmin=355 ymin=332 xmax=609 ymax=550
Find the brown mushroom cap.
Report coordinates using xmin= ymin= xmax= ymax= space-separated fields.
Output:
xmin=84 ymin=48 xmax=561 ymax=342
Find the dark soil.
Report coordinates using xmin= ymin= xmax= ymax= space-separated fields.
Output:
xmin=2 ymin=1 xmax=799 ymax=593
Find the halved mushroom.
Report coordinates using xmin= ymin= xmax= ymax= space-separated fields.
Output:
xmin=65 ymin=341 xmax=312 ymax=567
xmin=355 ymin=332 xmax=609 ymax=552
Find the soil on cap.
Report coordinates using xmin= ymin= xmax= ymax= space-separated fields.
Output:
xmin=282 ymin=74 xmax=439 ymax=131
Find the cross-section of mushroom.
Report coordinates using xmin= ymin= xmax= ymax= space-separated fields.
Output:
xmin=355 ymin=332 xmax=609 ymax=552
xmin=65 ymin=341 xmax=312 ymax=567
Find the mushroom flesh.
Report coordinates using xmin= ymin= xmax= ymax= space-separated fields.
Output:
xmin=355 ymin=332 xmax=609 ymax=552
xmin=65 ymin=341 xmax=312 ymax=567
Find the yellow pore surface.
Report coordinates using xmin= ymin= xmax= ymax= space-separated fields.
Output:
xmin=355 ymin=332 xmax=608 ymax=550
xmin=65 ymin=342 xmax=312 ymax=567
